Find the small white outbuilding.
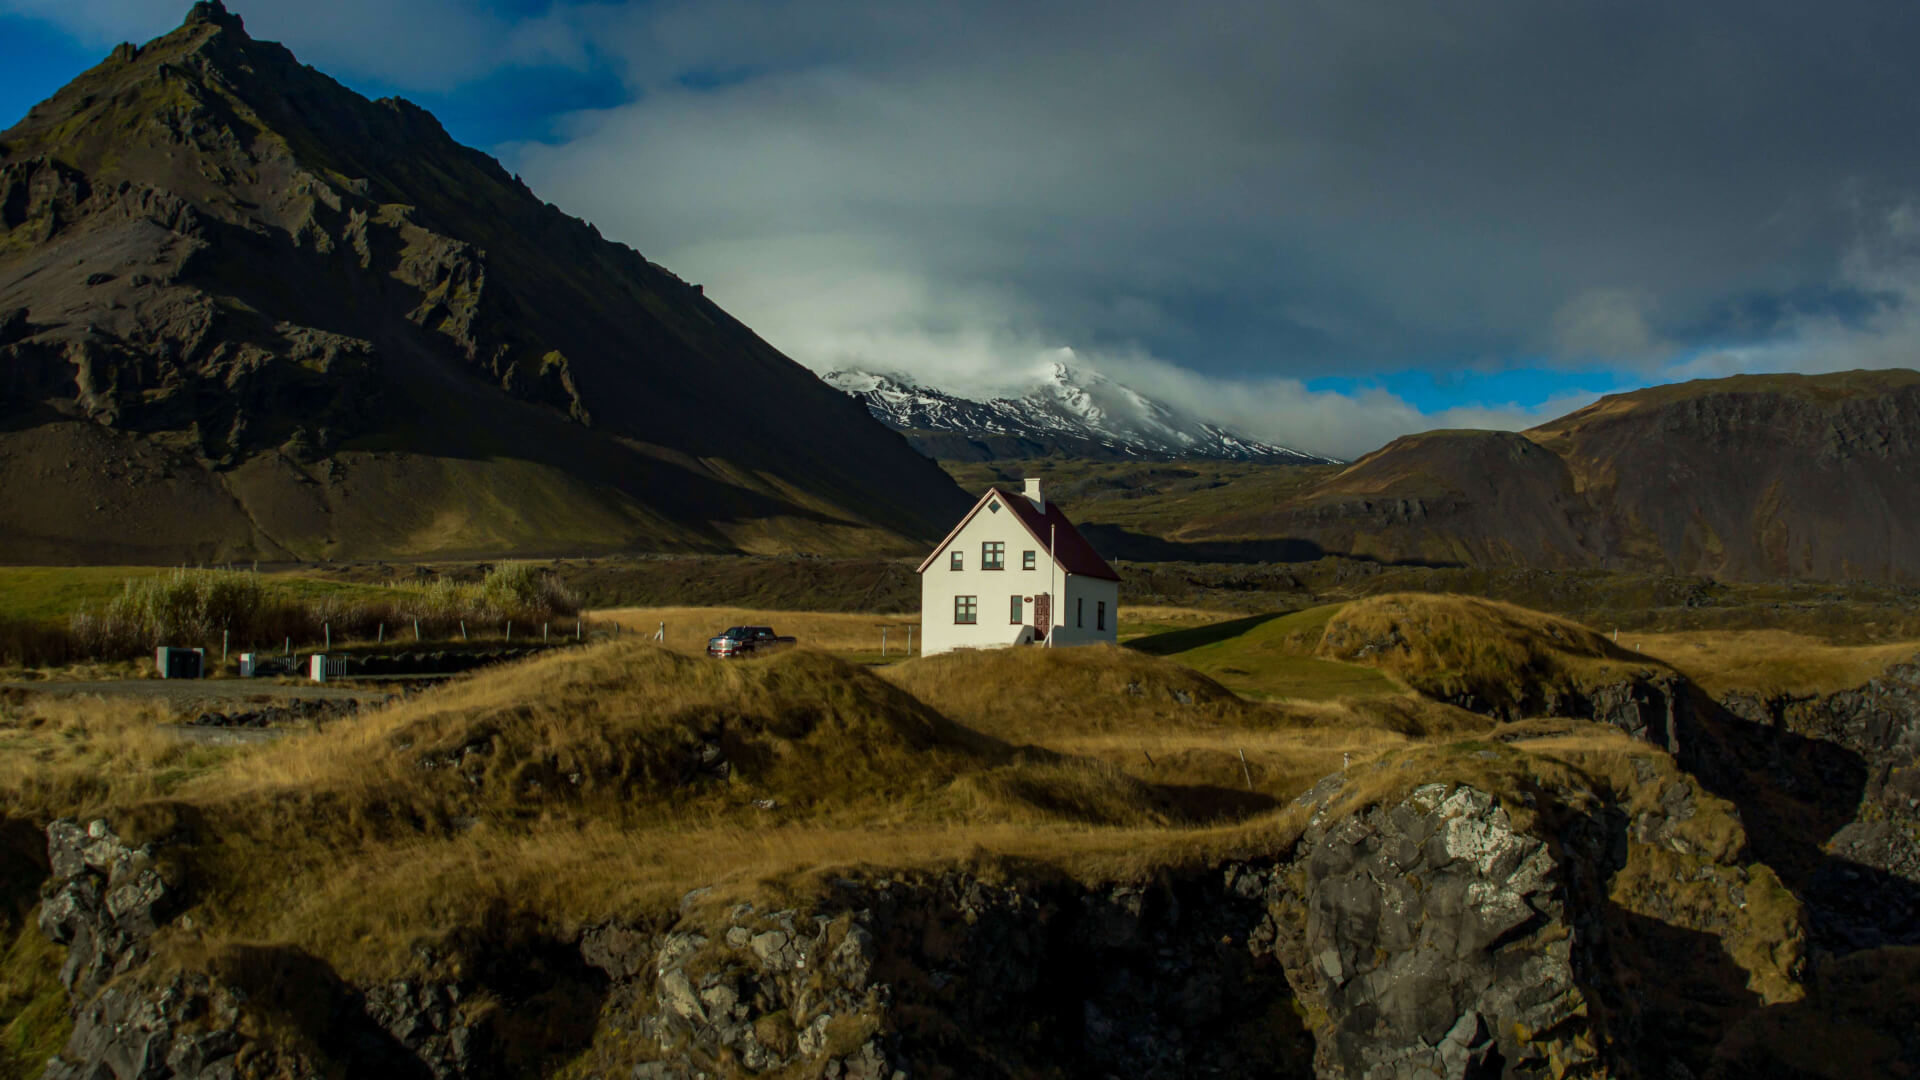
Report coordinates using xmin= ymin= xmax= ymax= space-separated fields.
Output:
xmin=916 ymin=478 xmax=1121 ymax=656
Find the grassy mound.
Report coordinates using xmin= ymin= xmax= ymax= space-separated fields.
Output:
xmin=56 ymin=643 xmax=1215 ymax=980
xmin=1128 ymin=605 xmax=1402 ymax=702
xmin=219 ymin=643 xmax=999 ymax=826
xmin=882 ymin=643 xmax=1261 ymax=741
xmin=1316 ymin=593 xmax=1672 ymax=714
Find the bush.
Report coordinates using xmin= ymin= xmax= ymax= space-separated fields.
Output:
xmin=64 ymin=564 xmax=580 ymax=661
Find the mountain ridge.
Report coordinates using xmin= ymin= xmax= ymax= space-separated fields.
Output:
xmin=0 ymin=2 xmax=969 ymax=563
xmin=825 ymin=364 xmax=1336 ymax=464
xmin=1171 ymin=368 xmax=1920 ymax=580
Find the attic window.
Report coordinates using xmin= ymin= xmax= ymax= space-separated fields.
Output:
xmin=988 ymin=501 xmax=1000 ymax=513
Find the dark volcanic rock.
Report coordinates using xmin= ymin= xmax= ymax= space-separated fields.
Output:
xmin=1273 ymin=783 xmax=1597 ymax=1078
xmin=42 ymin=972 xmax=248 ymax=1080
xmin=38 ymin=818 xmax=180 ymax=997
xmin=1718 ymin=660 xmax=1920 ymax=950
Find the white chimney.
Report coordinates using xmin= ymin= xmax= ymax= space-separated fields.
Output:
xmin=1023 ymin=477 xmax=1044 ymax=510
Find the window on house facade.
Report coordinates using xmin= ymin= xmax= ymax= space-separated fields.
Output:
xmin=1097 ymin=601 xmax=1106 ymax=631
xmin=982 ymin=541 xmax=1005 ymax=570
xmin=1010 ymin=595 xmax=1024 ymax=624
xmin=950 ymin=550 xmax=963 ymax=570
xmin=1022 ymin=550 xmax=1036 ymax=570
xmin=1077 ymin=598 xmax=1084 ymax=628
xmin=954 ymin=595 xmax=977 ymax=624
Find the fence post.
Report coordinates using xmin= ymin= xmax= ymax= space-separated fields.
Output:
xmin=460 ymin=620 xmax=468 ymax=641
xmin=325 ymin=623 xmax=331 ymax=651
xmin=544 ymin=623 xmax=549 ymax=643
xmin=414 ymin=618 xmax=420 ymax=642
xmin=378 ymin=624 xmax=384 ymax=644
xmin=576 ymin=619 xmax=581 ymax=641
xmin=284 ymin=636 xmax=290 ymax=657
xmin=222 ymin=629 xmax=228 ymax=665
xmin=655 ymin=622 xmax=665 ymax=642
xmin=882 ymin=628 xmax=888 ymax=656
xmin=506 ymin=621 xmax=513 ymax=643
xmin=907 ymin=626 xmax=913 ymax=655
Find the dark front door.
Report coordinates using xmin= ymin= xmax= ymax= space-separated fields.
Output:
xmin=1033 ymin=593 xmax=1050 ymax=642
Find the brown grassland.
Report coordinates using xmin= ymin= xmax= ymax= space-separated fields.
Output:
xmin=1629 ymin=629 xmax=1920 ymax=698
xmin=2 ymin=588 xmax=1915 ymax=1071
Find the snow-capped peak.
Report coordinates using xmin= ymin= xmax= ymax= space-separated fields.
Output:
xmin=823 ymin=366 xmax=1334 ymax=464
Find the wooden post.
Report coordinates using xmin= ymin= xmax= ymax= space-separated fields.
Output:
xmin=576 ymin=619 xmax=582 ymax=641
xmin=907 ymin=626 xmax=913 ymax=655
xmin=378 ymin=624 xmax=385 ymax=644
xmin=413 ymin=618 xmax=421 ymax=642
xmin=460 ymin=620 xmax=468 ymax=641
xmin=882 ymin=627 xmax=888 ymax=656
xmin=325 ymin=623 xmax=331 ymax=650
xmin=1238 ymin=749 xmax=1253 ymax=790
xmin=506 ymin=621 xmax=512 ymax=643
xmin=222 ymin=629 xmax=228 ymax=665
xmin=284 ymin=636 xmax=290 ymax=657
xmin=544 ymin=622 xmax=549 ymax=643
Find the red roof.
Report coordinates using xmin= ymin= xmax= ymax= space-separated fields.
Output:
xmin=915 ymin=487 xmax=1121 ymax=581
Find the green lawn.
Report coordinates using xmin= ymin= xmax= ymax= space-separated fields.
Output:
xmin=1127 ymin=604 xmax=1401 ymax=702
xmin=0 ymin=566 xmax=434 ymax=627
xmin=0 ymin=567 xmax=173 ymax=624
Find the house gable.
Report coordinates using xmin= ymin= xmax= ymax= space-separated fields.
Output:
xmin=915 ymin=486 xmax=1120 ymax=581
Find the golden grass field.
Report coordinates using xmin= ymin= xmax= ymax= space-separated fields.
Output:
xmin=1630 ymin=630 xmax=1920 ymax=698
xmin=2 ymin=590 xmax=1913 ymax=1067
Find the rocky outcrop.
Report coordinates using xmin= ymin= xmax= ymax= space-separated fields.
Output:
xmin=42 ymin=972 xmax=248 ymax=1080
xmin=1717 ymin=660 xmax=1920 ymax=950
xmin=32 ymin=770 xmax=1826 ymax=1079
xmin=38 ymin=818 xmax=180 ymax=997
xmin=1271 ymin=781 xmax=1601 ymax=1078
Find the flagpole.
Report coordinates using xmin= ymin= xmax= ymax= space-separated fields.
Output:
xmin=1048 ymin=523 xmax=1056 ymax=648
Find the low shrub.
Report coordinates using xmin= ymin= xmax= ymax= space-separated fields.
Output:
xmin=65 ymin=563 xmax=579 ymax=660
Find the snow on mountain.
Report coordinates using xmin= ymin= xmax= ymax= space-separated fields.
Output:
xmin=824 ymin=363 xmax=1336 ymax=463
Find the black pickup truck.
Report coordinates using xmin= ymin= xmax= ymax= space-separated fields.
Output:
xmin=706 ymin=626 xmax=796 ymax=658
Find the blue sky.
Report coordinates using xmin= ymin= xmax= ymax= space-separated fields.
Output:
xmin=5 ymin=0 xmax=1920 ymax=457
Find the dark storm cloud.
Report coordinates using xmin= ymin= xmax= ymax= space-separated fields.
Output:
xmin=496 ymin=0 xmax=1920 ymax=453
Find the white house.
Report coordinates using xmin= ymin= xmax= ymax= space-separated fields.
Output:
xmin=916 ymin=478 xmax=1121 ymax=656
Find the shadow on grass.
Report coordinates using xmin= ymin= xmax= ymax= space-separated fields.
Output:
xmin=1125 ymin=613 xmax=1284 ymax=656
xmin=1154 ymin=782 xmax=1283 ymax=823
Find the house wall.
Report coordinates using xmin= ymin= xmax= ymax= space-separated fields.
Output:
xmin=918 ymin=494 xmax=1119 ymax=656
xmin=1051 ymin=575 xmax=1120 ymax=648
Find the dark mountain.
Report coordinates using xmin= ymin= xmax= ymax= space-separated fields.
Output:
xmin=1177 ymin=369 xmax=1920 ymax=580
xmin=0 ymin=3 xmax=968 ymax=563
xmin=825 ymin=366 xmax=1335 ymax=464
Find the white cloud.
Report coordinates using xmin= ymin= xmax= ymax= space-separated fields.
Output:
xmin=1549 ymin=288 xmax=1664 ymax=363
